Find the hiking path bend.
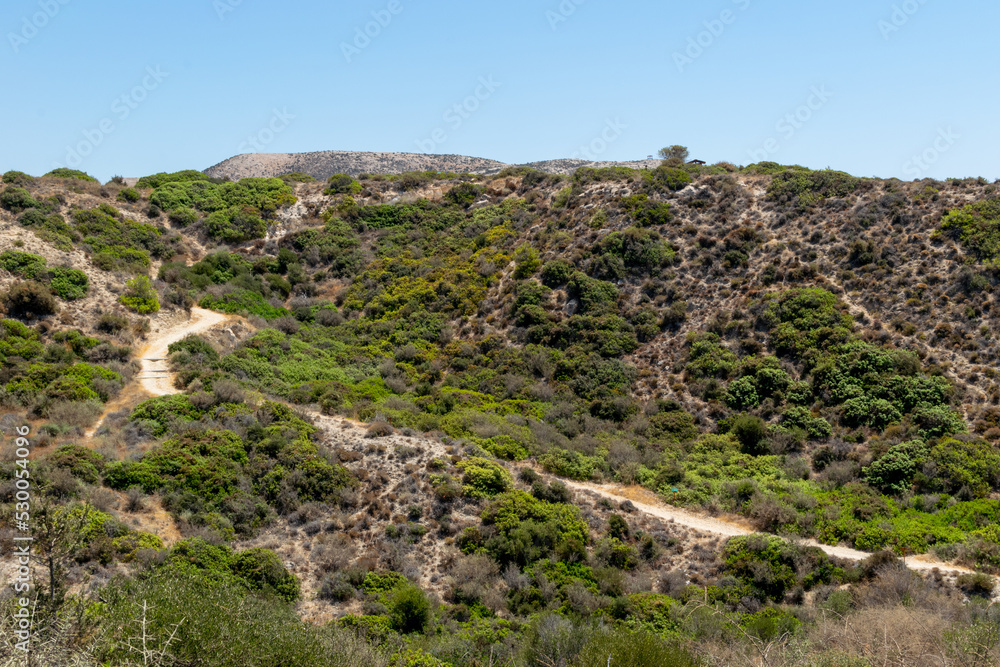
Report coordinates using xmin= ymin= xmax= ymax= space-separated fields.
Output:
xmin=559 ymin=478 xmax=989 ymax=583
xmin=84 ymin=307 xmax=235 ymax=438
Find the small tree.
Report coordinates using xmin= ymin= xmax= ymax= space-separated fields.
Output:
xmin=2 ymin=281 xmax=57 ymax=319
xmin=657 ymin=145 xmax=690 ymax=165
xmin=34 ymin=499 xmax=93 ymax=609
xmin=119 ymin=275 xmax=160 ymax=314
xmin=388 ymin=584 xmax=431 ymax=634
xmin=732 ymin=414 xmax=768 ymax=455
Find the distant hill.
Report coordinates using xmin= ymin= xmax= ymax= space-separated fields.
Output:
xmin=203 ymin=150 xmax=666 ymax=181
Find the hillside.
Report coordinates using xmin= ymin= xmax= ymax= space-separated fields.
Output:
xmin=2 ymin=163 xmax=1000 ymax=666
xmin=203 ymin=150 xmax=665 ymax=181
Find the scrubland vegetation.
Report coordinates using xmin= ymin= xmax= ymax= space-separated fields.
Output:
xmin=2 ymin=161 xmax=1000 ymax=665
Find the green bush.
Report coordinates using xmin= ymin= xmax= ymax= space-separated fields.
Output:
xmin=199 ymin=289 xmax=289 ymax=319
xmin=0 ymin=250 xmax=47 ymax=279
xmin=45 ymin=168 xmax=99 ymax=182
xmin=2 ymin=170 xmax=34 ymax=186
xmin=457 ymin=457 xmax=512 ymax=498
xmin=168 ymin=207 xmax=200 ymax=227
xmin=279 ymin=172 xmax=316 ymax=183
xmin=444 ymin=182 xmax=482 ymax=207
xmin=731 ymin=414 xmax=768 ymax=455
xmin=116 ymin=187 xmax=141 ymax=203
xmin=0 ymin=186 xmax=38 ymax=212
xmin=325 ymin=174 xmax=362 ymax=195
xmin=541 ymin=259 xmax=575 ymax=287
xmin=644 ymin=166 xmax=692 ymax=192
xmin=205 ymin=208 xmax=268 ymax=243
xmin=231 ymin=548 xmax=301 ymax=602
xmin=94 ymin=567 xmax=381 ymax=667
xmin=939 ymin=198 xmax=1000 ymax=265
xmin=48 ymin=267 xmax=89 ymax=300
xmin=724 ymin=534 xmax=835 ymax=601
xmin=514 ymin=246 xmax=541 ymax=279
xmin=118 ymin=275 xmax=160 ymax=313
xmin=136 ymin=170 xmax=210 ymax=189
xmin=767 ymin=168 xmax=862 ymax=207
xmin=388 ymin=584 xmax=431 ymax=634
xmin=2 ymin=281 xmax=57 ymax=318
xmin=573 ymin=627 xmax=701 ymax=667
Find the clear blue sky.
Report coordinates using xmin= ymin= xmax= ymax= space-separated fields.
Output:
xmin=1 ymin=0 xmax=996 ymax=183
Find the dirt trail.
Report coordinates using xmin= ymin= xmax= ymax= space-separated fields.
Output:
xmin=84 ymin=307 xmax=235 ymax=438
xmin=559 ymin=478 xmax=983 ymax=579
xmin=134 ymin=307 xmax=233 ymax=396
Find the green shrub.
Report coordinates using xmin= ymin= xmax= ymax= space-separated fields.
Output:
xmin=325 ymin=174 xmax=362 ymax=195
xmin=926 ymin=437 xmax=1000 ymax=498
xmin=95 ymin=566 xmax=381 ymax=667
xmin=539 ymin=448 xmax=600 ymax=480
xmin=2 ymin=281 xmax=57 ymax=318
xmin=2 ymin=170 xmax=34 ymax=186
xmin=514 ymin=246 xmax=541 ymax=279
xmin=48 ymin=443 xmax=105 ymax=483
xmin=724 ymin=534 xmax=834 ymax=601
xmin=118 ymin=275 xmax=160 ymax=313
xmin=444 ymin=182 xmax=482 ymax=207
xmin=0 ymin=250 xmax=47 ymax=279
xmin=231 ymin=548 xmax=301 ymax=602
xmin=574 ymin=627 xmax=701 ymax=667
xmin=477 ymin=491 xmax=589 ymax=567
xmin=48 ymin=267 xmax=89 ymax=300
xmin=0 ymin=186 xmax=38 ymax=212
xmin=457 ymin=457 xmax=512 ymax=498
xmin=136 ymin=170 xmax=210 ymax=189
xmin=199 ymin=289 xmax=289 ymax=319
xmin=168 ymin=207 xmax=200 ymax=227
xmin=116 ymin=187 xmax=141 ymax=203
xmin=45 ymin=168 xmax=99 ymax=182
xmin=731 ymin=414 xmax=768 ymax=455
xmin=621 ymin=193 xmax=675 ymax=226
xmin=541 ymin=259 xmax=575 ymax=287
xmin=279 ymin=172 xmax=316 ymax=183
xmin=388 ymin=584 xmax=431 ymax=634
xmin=767 ymin=168 xmax=862 ymax=207
xmin=644 ymin=165 xmax=692 ymax=193
xmin=740 ymin=607 xmax=802 ymax=642
xmin=939 ymin=198 xmax=1000 ymax=265
xmin=205 ymin=208 xmax=268 ymax=242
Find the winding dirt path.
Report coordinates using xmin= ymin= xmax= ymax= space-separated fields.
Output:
xmin=84 ymin=307 xmax=235 ymax=438
xmin=133 ymin=307 xmax=233 ymax=396
xmin=559 ymin=478 xmax=984 ymax=579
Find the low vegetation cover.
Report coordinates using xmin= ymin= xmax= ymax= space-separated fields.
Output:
xmin=3 ymin=157 xmax=1000 ymax=665
xmin=141 ymin=169 xmax=297 ymax=242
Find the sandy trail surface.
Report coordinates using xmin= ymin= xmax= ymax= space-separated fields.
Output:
xmin=560 ymin=479 xmax=981 ymax=578
xmin=134 ymin=307 xmax=233 ymax=396
xmin=84 ymin=307 xmax=234 ymax=438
